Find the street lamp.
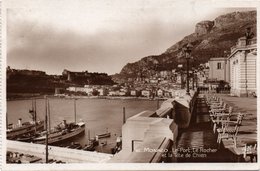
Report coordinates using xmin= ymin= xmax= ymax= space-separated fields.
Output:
xmin=178 ymin=64 xmax=184 ymax=89
xmin=192 ymin=67 xmax=195 ymax=90
xmin=183 ymin=43 xmax=193 ymax=95
xmin=244 ymin=27 xmax=254 ymax=97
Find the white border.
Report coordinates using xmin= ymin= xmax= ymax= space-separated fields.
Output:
xmin=1 ymin=0 xmax=260 ymax=170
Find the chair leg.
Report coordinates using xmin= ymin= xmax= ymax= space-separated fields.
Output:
xmin=217 ymin=134 xmax=221 ymax=143
xmin=213 ymin=123 xmax=216 ymax=133
xmin=233 ymin=137 xmax=237 ymax=148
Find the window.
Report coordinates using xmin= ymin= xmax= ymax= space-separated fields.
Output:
xmin=217 ymin=62 xmax=222 ymax=69
xmin=132 ymin=140 xmax=143 ymax=152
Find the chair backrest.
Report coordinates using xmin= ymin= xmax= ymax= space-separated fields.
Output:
xmin=233 ymin=113 xmax=244 ymax=136
xmin=236 ymin=113 xmax=244 ymax=125
xmin=228 ymin=106 xmax=233 ymax=114
xmin=222 ymin=103 xmax=227 ymax=110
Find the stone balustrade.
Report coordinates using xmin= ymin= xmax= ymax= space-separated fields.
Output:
xmin=109 ymin=90 xmax=198 ymax=163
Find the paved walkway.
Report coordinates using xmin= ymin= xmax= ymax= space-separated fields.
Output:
xmin=176 ymin=96 xmax=232 ymax=162
xmin=176 ymin=94 xmax=257 ymax=162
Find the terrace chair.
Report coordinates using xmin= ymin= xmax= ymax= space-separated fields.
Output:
xmin=206 ymin=96 xmax=219 ymax=104
xmin=211 ymin=106 xmax=233 ymax=133
xmin=216 ymin=113 xmax=244 ymax=148
xmin=209 ymin=101 xmax=226 ymax=113
xmin=209 ymin=103 xmax=228 ymax=119
xmin=205 ymin=95 xmax=219 ymax=105
xmin=242 ymin=142 xmax=257 ymax=162
xmin=207 ymin=98 xmax=224 ymax=111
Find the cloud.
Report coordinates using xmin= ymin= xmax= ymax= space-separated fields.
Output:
xmin=7 ymin=4 xmax=253 ymax=75
xmin=7 ymin=12 xmax=187 ymax=74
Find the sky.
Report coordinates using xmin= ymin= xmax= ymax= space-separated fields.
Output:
xmin=6 ymin=0 xmax=256 ymax=75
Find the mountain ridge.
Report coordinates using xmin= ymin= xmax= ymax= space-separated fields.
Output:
xmin=113 ymin=10 xmax=256 ymax=82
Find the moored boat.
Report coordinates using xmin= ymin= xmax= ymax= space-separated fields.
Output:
xmin=7 ymin=120 xmax=44 ymax=140
xmin=83 ymin=138 xmax=99 ymax=151
xmin=33 ymin=120 xmax=85 ymax=144
xmin=66 ymin=142 xmax=82 ymax=149
xmin=7 ymin=99 xmax=44 ymax=140
xmin=96 ymin=132 xmax=111 ymax=139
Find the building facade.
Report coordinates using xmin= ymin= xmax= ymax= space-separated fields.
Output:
xmin=208 ymin=57 xmax=230 ymax=83
xmin=228 ymin=37 xmax=257 ymax=97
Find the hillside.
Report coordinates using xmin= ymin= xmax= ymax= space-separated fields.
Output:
xmin=114 ymin=10 xmax=256 ymax=82
xmin=7 ymin=68 xmax=115 ymax=98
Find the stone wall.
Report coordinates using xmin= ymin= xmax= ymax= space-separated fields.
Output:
xmin=109 ymin=90 xmax=198 ymax=163
xmin=7 ymin=140 xmax=112 ymax=163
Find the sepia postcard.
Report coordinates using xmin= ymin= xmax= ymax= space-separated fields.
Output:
xmin=0 ymin=0 xmax=259 ymax=170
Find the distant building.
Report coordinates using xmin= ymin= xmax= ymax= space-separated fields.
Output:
xmin=108 ymin=91 xmax=120 ymax=96
xmin=62 ymin=69 xmax=89 ymax=81
xmin=208 ymin=57 xmax=229 ymax=82
xmin=141 ymin=90 xmax=151 ymax=97
xmin=157 ymin=89 xmax=164 ymax=97
xmin=228 ymin=36 xmax=257 ymax=97
xmin=67 ymin=86 xmax=94 ymax=95
xmin=130 ymin=90 xmax=137 ymax=96
xmin=130 ymin=90 xmax=141 ymax=97
xmin=98 ymin=88 xmax=108 ymax=96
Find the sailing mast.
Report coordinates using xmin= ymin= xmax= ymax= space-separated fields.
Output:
xmin=6 ymin=113 xmax=8 ymax=129
xmin=48 ymin=99 xmax=51 ymax=131
xmin=45 ymin=97 xmax=49 ymax=163
xmin=74 ymin=99 xmax=77 ymax=123
xmin=34 ymin=99 xmax=37 ymax=133
xmin=34 ymin=99 xmax=37 ymax=124
xmin=123 ymin=107 xmax=126 ymax=124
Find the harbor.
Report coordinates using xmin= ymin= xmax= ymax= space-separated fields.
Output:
xmin=6 ymin=98 xmax=159 ymax=155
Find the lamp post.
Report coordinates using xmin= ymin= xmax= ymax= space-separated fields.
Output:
xmin=244 ymin=27 xmax=254 ymax=97
xmin=183 ymin=43 xmax=193 ymax=95
xmin=192 ymin=67 xmax=195 ymax=90
xmin=195 ymin=70 xmax=198 ymax=89
xmin=178 ymin=64 xmax=184 ymax=89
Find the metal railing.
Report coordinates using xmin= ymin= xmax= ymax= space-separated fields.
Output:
xmin=198 ymin=87 xmax=230 ymax=94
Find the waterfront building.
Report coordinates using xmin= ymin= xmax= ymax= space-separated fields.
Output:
xmin=130 ymin=90 xmax=141 ymax=97
xmin=97 ymin=88 xmax=108 ymax=96
xmin=119 ymin=91 xmax=127 ymax=96
xmin=108 ymin=91 xmax=120 ymax=96
xmin=228 ymin=37 xmax=257 ymax=97
xmin=141 ymin=90 xmax=151 ymax=97
xmin=157 ymin=89 xmax=164 ymax=97
xmin=130 ymin=90 xmax=137 ymax=96
xmin=208 ymin=57 xmax=230 ymax=83
xmin=67 ymin=86 xmax=94 ymax=95
xmin=67 ymin=87 xmax=76 ymax=92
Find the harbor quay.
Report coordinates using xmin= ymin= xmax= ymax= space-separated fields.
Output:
xmin=7 ymin=140 xmax=112 ymax=163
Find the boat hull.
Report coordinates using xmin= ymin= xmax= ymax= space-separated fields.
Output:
xmin=96 ymin=133 xmax=111 ymax=139
xmin=7 ymin=121 xmax=44 ymax=139
xmin=34 ymin=125 xmax=85 ymax=144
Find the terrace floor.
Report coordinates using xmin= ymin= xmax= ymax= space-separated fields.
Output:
xmin=176 ymin=93 xmax=257 ymax=162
